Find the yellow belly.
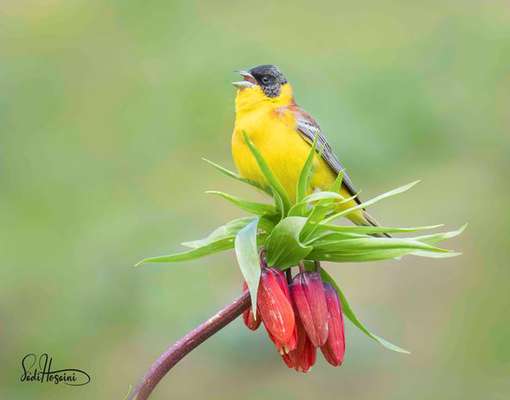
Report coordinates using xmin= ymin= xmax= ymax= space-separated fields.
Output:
xmin=231 ymin=106 xmax=354 ymax=206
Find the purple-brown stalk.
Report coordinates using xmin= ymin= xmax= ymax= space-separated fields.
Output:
xmin=129 ymin=291 xmax=251 ymax=400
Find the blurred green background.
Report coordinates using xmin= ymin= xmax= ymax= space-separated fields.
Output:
xmin=1 ymin=0 xmax=509 ymax=399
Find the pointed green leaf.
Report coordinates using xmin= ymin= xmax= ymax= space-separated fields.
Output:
xmin=296 ymin=135 xmax=318 ymax=204
xmin=182 ymin=217 xmax=255 ymax=248
xmin=329 ymin=170 xmax=345 ymax=192
xmin=308 ymin=236 xmax=449 ymax=262
xmin=234 ymin=218 xmax=261 ymax=314
xmin=272 ymin=190 xmax=286 ymax=220
xmin=242 ymin=132 xmax=292 ymax=215
xmin=320 ymin=268 xmax=410 ymax=354
xmin=289 ymin=191 xmax=345 ymax=217
xmin=136 ymin=237 xmax=235 ymax=266
xmin=312 ymin=248 xmax=434 ymax=262
xmin=304 ymin=231 xmax=365 ymax=245
xmin=323 ymin=180 xmax=420 ymax=225
xmin=265 ymin=217 xmax=312 ymax=268
xmin=303 ymin=191 xmax=345 ymax=203
xmin=411 ymin=250 xmax=462 ymax=258
xmin=412 ymin=224 xmax=467 ymax=245
xmin=317 ymin=223 xmax=444 ymax=235
xmin=314 ymin=237 xmax=449 ymax=253
xmin=202 ymin=158 xmax=271 ymax=195
xmin=299 ymin=189 xmax=359 ymax=239
xmin=206 ymin=191 xmax=278 ymax=216
xmin=307 ymin=233 xmax=453 ymax=263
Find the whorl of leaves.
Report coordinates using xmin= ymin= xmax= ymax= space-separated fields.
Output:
xmin=137 ymin=131 xmax=464 ymax=353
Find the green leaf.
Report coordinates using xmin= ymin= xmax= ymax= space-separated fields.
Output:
xmin=320 ymin=268 xmax=410 ymax=354
xmin=234 ymin=218 xmax=261 ymax=314
xmin=182 ymin=217 xmax=255 ymax=248
xmin=311 ymin=248 xmax=435 ymax=262
xmin=304 ymin=231 xmax=366 ymax=245
xmin=288 ymin=191 xmax=345 ymax=217
xmin=136 ymin=237 xmax=235 ymax=266
xmin=299 ymin=189 xmax=359 ymax=240
xmin=411 ymin=250 xmax=462 ymax=258
xmin=323 ymin=180 xmax=420 ymax=225
xmin=296 ymin=135 xmax=318 ymax=204
xmin=300 ymin=201 xmax=338 ymax=240
xmin=412 ymin=224 xmax=467 ymax=245
xmin=329 ymin=170 xmax=345 ymax=192
xmin=265 ymin=217 xmax=312 ymax=268
xmin=317 ymin=223 xmax=444 ymax=236
xmin=272 ymin=190 xmax=286 ymax=221
xmin=308 ymin=236 xmax=449 ymax=262
xmin=303 ymin=191 xmax=345 ymax=203
xmin=206 ymin=191 xmax=278 ymax=216
xmin=202 ymin=158 xmax=271 ymax=195
xmin=242 ymin=132 xmax=292 ymax=215
xmin=314 ymin=236 xmax=448 ymax=253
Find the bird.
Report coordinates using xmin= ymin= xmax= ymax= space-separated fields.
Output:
xmin=231 ymin=64 xmax=385 ymax=232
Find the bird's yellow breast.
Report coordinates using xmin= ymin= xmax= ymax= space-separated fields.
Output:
xmin=231 ymin=84 xmax=337 ymax=202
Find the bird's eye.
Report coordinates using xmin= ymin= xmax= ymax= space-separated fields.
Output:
xmin=261 ymin=76 xmax=270 ymax=85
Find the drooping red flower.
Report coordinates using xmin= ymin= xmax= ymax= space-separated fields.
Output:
xmin=290 ymin=271 xmax=329 ymax=347
xmin=266 ymin=270 xmax=297 ymax=353
xmin=320 ymin=283 xmax=346 ymax=366
xmin=242 ymin=266 xmax=347 ymax=372
xmin=257 ymin=268 xmax=296 ymax=353
xmin=281 ymin=315 xmax=316 ymax=372
xmin=242 ymin=282 xmax=261 ymax=330
xmin=268 ymin=328 xmax=297 ymax=355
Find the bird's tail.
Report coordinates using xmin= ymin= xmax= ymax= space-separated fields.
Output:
xmin=334 ymin=188 xmax=391 ymax=238
xmin=361 ymin=210 xmax=391 ymax=238
xmin=346 ymin=208 xmax=391 ymax=238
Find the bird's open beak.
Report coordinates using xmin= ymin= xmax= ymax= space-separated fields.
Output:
xmin=232 ymin=70 xmax=256 ymax=89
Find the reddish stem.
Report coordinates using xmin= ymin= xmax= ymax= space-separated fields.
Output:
xmin=129 ymin=291 xmax=251 ymax=400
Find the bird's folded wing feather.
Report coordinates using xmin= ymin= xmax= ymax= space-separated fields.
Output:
xmin=293 ymin=106 xmax=361 ymax=204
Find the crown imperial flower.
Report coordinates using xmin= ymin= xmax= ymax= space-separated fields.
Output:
xmin=257 ymin=268 xmax=296 ymax=352
xmin=290 ymin=271 xmax=329 ymax=347
xmin=242 ymin=282 xmax=261 ymax=330
xmin=282 ymin=312 xmax=317 ymax=372
xmin=320 ymin=283 xmax=346 ymax=366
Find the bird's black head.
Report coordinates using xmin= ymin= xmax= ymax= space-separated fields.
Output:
xmin=249 ymin=65 xmax=287 ymax=97
xmin=233 ymin=64 xmax=288 ymax=98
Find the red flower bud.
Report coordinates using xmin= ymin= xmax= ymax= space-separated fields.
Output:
xmin=258 ymin=268 xmax=296 ymax=352
xmin=268 ymin=329 xmax=297 ymax=355
xmin=242 ymin=282 xmax=261 ymax=330
xmin=320 ymin=283 xmax=346 ymax=366
xmin=290 ymin=272 xmax=329 ymax=347
xmin=281 ymin=316 xmax=316 ymax=373
xmin=266 ymin=271 xmax=297 ymax=353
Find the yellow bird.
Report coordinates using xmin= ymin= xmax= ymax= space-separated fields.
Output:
xmin=231 ymin=64 xmax=385 ymax=232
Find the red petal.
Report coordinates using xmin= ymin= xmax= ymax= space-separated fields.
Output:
xmin=258 ymin=268 xmax=296 ymax=346
xmin=281 ymin=352 xmax=294 ymax=368
xmin=320 ymin=283 xmax=345 ymax=366
xmin=301 ymin=333 xmax=317 ymax=373
xmin=269 ymin=325 xmax=298 ymax=354
xmin=242 ymin=308 xmax=261 ymax=330
xmin=290 ymin=272 xmax=329 ymax=346
xmin=272 ymin=269 xmax=297 ymax=353
xmin=282 ymin=316 xmax=316 ymax=373
xmin=242 ymin=282 xmax=261 ymax=330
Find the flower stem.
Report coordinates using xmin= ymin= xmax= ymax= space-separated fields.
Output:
xmin=128 ymin=291 xmax=251 ymax=400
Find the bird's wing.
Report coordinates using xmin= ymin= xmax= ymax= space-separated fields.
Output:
xmin=292 ymin=106 xmax=361 ymax=204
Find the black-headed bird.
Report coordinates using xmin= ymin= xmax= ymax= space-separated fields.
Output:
xmin=231 ymin=64 xmax=384 ymax=231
